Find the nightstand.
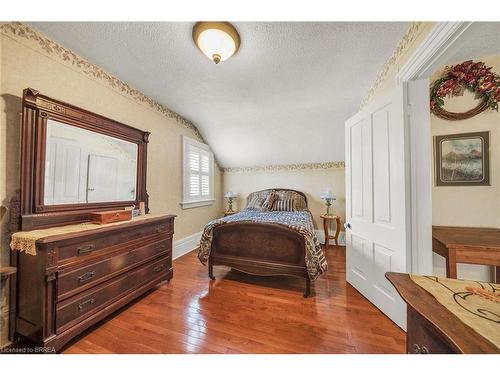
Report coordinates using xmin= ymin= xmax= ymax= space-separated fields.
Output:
xmin=320 ymin=215 xmax=341 ymax=249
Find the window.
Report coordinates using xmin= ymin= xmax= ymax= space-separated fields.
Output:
xmin=181 ymin=136 xmax=214 ymax=209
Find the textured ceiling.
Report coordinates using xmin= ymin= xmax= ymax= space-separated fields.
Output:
xmin=30 ymin=22 xmax=408 ymax=167
xmin=428 ymin=22 xmax=500 ymax=74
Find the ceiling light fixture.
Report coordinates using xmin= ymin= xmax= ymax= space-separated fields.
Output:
xmin=192 ymin=22 xmax=240 ymax=64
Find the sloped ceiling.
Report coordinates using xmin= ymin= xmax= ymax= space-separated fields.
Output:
xmin=30 ymin=22 xmax=408 ymax=167
xmin=427 ymin=22 xmax=500 ymax=74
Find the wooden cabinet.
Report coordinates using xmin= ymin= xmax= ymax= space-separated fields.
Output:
xmin=14 ymin=215 xmax=175 ymax=352
xmin=386 ymin=272 xmax=499 ymax=354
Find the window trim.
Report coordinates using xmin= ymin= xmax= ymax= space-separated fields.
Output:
xmin=181 ymin=136 xmax=215 ymax=209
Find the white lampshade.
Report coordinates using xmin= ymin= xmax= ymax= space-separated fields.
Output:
xmin=224 ymin=191 xmax=236 ymax=199
xmin=320 ymin=189 xmax=335 ymax=200
xmin=193 ymin=22 xmax=240 ymax=64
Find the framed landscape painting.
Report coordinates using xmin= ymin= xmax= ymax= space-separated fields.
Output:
xmin=435 ymin=131 xmax=490 ymax=186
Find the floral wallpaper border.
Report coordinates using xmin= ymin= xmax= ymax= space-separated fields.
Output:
xmin=360 ymin=22 xmax=428 ymax=108
xmin=0 ymin=22 xmax=205 ymax=142
xmin=223 ymin=161 xmax=345 ymax=173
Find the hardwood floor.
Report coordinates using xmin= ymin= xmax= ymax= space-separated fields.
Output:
xmin=62 ymin=245 xmax=406 ymax=353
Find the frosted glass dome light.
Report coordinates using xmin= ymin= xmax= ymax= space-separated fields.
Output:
xmin=193 ymin=22 xmax=240 ymax=64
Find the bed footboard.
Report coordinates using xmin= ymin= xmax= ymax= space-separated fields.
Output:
xmin=210 ymin=222 xmax=311 ymax=297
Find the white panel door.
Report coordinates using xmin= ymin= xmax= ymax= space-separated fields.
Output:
xmin=46 ymin=139 xmax=84 ymax=205
xmin=345 ymin=87 xmax=409 ymax=329
xmin=87 ymin=154 xmax=118 ymax=203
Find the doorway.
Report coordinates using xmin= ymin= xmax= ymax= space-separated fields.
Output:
xmin=401 ymin=21 xmax=500 ymax=282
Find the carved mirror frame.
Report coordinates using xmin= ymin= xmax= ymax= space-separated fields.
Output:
xmin=15 ymin=88 xmax=150 ymax=231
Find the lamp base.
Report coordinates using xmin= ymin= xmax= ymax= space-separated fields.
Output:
xmin=325 ymin=201 xmax=332 ymax=216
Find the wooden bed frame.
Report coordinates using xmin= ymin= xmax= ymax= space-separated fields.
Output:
xmin=208 ymin=189 xmax=311 ymax=297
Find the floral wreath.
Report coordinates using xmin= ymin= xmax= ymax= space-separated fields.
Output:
xmin=430 ymin=60 xmax=500 ymax=121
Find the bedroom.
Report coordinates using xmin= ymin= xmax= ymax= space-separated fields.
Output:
xmin=0 ymin=0 xmax=499 ymax=371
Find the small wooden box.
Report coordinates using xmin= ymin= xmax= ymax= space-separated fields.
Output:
xmin=89 ymin=209 xmax=132 ymax=225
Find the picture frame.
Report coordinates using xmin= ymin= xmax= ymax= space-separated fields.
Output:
xmin=434 ymin=131 xmax=490 ymax=186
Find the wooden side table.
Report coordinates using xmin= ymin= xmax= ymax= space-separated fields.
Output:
xmin=320 ymin=215 xmax=341 ymax=249
xmin=432 ymin=226 xmax=500 ymax=282
xmin=1 ymin=266 xmax=17 ymax=346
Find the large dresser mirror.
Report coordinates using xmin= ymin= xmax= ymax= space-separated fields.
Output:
xmin=15 ymin=88 xmax=150 ymax=231
xmin=44 ymin=119 xmax=138 ymax=205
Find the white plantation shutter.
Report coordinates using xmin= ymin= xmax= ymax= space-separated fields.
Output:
xmin=189 ymin=148 xmax=200 ymax=197
xmin=182 ymin=136 xmax=214 ymax=207
xmin=190 ymin=152 xmax=200 ymax=172
xmin=200 ymin=152 xmax=210 ymax=197
xmin=189 ymin=173 xmax=200 ymax=196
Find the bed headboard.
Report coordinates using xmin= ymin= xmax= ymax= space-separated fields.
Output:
xmin=248 ymin=188 xmax=308 ymax=206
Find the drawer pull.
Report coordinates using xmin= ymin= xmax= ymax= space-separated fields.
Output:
xmin=77 ymin=271 xmax=95 ymax=283
xmin=154 ymin=265 xmax=164 ymax=273
xmin=156 ymin=225 xmax=167 ymax=233
xmin=78 ymin=298 xmax=95 ymax=311
xmin=156 ymin=243 xmax=166 ymax=251
xmin=77 ymin=244 xmax=95 ymax=255
xmin=411 ymin=344 xmax=429 ymax=354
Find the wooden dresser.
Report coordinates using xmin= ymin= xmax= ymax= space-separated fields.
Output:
xmin=386 ymin=272 xmax=499 ymax=354
xmin=14 ymin=214 xmax=175 ymax=352
xmin=9 ymin=89 xmax=177 ymax=352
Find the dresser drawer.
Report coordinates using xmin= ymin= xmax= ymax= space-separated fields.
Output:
xmin=56 ymin=256 xmax=170 ymax=333
xmin=407 ymin=307 xmax=455 ymax=354
xmin=56 ymin=219 xmax=173 ymax=263
xmin=57 ymin=239 xmax=172 ymax=300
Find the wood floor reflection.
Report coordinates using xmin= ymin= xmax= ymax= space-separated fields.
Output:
xmin=63 ymin=245 xmax=405 ymax=353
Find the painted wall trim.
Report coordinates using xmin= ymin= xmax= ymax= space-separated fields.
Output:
xmin=406 ymin=79 xmax=433 ymax=276
xmin=396 ymin=22 xmax=472 ymax=84
xmin=180 ymin=200 xmax=215 ymax=209
xmin=223 ymin=161 xmax=345 ymax=174
xmin=173 ymin=231 xmax=202 ymax=260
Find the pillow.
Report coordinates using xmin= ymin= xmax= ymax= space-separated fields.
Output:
xmin=262 ymin=190 xmax=278 ymax=211
xmin=276 ymin=191 xmax=307 ymax=210
xmin=246 ymin=195 xmax=265 ymax=210
xmin=294 ymin=196 xmax=307 ymax=210
xmin=272 ymin=198 xmax=298 ymax=211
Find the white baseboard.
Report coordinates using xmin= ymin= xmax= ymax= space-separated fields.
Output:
xmin=172 ymin=231 xmax=202 ymax=260
xmin=315 ymin=229 xmax=346 ymax=246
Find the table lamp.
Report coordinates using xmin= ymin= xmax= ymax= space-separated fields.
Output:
xmin=320 ymin=189 xmax=336 ymax=216
xmin=224 ymin=191 xmax=237 ymax=212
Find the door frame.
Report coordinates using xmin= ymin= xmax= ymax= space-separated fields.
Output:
xmin=396 ymin=22 xmax=472 ymax=274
